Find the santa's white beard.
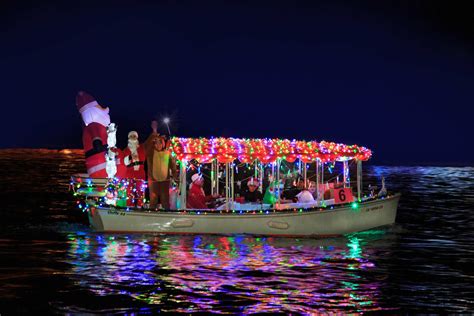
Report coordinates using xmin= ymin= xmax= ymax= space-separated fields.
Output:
xmin=128 ymin=140 xmax=139 ymax=156
xmin=81 ymin=107 xmax=111 ymax=127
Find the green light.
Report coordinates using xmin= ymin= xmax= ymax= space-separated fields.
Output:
xmin=351 ymin=202 xmax=359 ymax=209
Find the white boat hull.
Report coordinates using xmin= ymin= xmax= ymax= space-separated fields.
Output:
xmin=88 ymin=194 xmax=400 ymax=236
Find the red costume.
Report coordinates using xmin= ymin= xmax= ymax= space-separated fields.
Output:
xmin=187 ymin=183 xmax=211 ymax=209
xmin=123 ymin=145 xmax=146 ymax=180
xmin=123 ymin=143 xmax=146 ymax=207
xmin=76 ymin=91 xmax=125 ymax=178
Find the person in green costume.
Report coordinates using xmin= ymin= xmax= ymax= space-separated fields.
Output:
xmin=263 ymin=181 xmax=278 ymax=205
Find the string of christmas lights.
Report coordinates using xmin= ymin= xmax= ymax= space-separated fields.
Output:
xmin=170 ymin=137 xmax=371 ymax=163
xmin=70 ymin=176 xmax=388 ymax=215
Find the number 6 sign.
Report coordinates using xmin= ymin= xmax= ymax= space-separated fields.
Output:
xmin=334 ymin=188 xmax=354 ymax=204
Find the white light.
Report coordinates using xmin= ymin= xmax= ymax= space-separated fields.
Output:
xmin=163 ymin=117 xmax=170 ymax=124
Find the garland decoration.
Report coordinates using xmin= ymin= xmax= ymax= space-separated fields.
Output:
xmin=171 ymin=137 xmax=371 ymax=163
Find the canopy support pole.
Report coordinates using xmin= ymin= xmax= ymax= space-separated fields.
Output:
xmin=271 ymin=162 xmax=275 ymax=181
xmin=254 ymin=159 xmax=258 ymax=178
xmin=276 ymin=158 xmax=281 ymax=205
xmin=211 ymin=159 xmax=216 ymax=196
xmin=178 ymin=160 xmax=187 ymax=210
xmin=343 ymin=160 xmax=349 ymax=188
xmin=321 ymin=162 xmax=324 ymax=186
xmin=316 ymin=159 xmax=320 ymax=203
xmin=303 ymin=162 xmax=307 ymax=187
xmin=225 ymin=163 xmax=229 ymax=210
xmin=216 ymin=161 xmax=219 ymax=196
xmin=225 ymin=162 xmax=234 ymax=210
xmin=231 ymin=163 xmax=234 ymax=206
xmin=357 ymin=160 xmax=362 ymax=201
xmin=211 ymin=159 xmax=219 ymax=196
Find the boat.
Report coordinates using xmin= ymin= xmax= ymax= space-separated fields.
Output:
xmin=70 ymin=137 xmax=400 ymax=236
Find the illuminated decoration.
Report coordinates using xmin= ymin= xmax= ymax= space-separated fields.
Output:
xmin=170 ymin=137 xmax=371 ymax=163
xmin=71 ymin=175 xmax=146 ymax=209
xmin=106 ymin=123 xmax=118 ymax=179
xmin=104 ymin=178 xmax=121 ymax=206
xmin=74 ymin=194 xmax=389 ymax=216
xmin=163 ymin=117 xmax=171 ymax=134
xmin=70 ymin=174 xmax=388 ymax=215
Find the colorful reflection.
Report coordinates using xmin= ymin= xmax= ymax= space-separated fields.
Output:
xmin=66 ymin=230 xmax=391 ymax=313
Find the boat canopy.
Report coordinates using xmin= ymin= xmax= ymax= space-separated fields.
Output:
xmin=170 ymin=137 xmax=371 ymax=163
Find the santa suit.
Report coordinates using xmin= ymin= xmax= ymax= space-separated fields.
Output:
xmin=123 ymin=145 xmax=146 ymax=180
xmin=187 ymin=183 xmax=211 ymax=209
xmin=123 ymin=144 xmax=146 ymax=207
xmin=76 ymin=91 xmax=125 ymax=178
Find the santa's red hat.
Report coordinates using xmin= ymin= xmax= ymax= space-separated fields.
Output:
xmin=76 ymin=91 xmax=99 ymax=113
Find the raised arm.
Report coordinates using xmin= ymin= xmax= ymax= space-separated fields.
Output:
xmin=144 ymin=120 xmax=159 ymax=150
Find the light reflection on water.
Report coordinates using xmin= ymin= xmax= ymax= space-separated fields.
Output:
xmin=65 ymin=232 xmax=390 ymax=313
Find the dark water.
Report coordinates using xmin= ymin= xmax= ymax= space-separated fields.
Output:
xmin=0 ymin=149 xmax=473 ymax=314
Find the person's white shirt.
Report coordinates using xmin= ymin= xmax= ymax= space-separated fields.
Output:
xmin=296 ymin=190 xmax=315 ymax=203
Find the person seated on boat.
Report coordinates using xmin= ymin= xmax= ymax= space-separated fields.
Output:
xmin=322 ymin=182 xmax=337 ymax=200
xmin=242 ymin=177 xmax=263 ymax=203
xmin=308 ymin=181 xmax=317 ymax=197
xmin=296 ymin=182 xmax=316 ymax=203
xmin=263 ymin=180 xmax=279 ymax=205
xmin=281 ymin=178 xmax=303 ymax=202
xmin=144 ymin=121 xmax=177 ymax=209
xmin=187 ymin=173 xmax=219 ymax=209
xmin=377 ymin=177 xmax=387 ymax=197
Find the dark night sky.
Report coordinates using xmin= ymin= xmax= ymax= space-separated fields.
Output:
xmin=1 ymin=0 xmax=473 ymax=165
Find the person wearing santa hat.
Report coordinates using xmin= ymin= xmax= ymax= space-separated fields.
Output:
xmin=186 ymin=173 xmax=217 ymax=209
xmin=242 ymin=177 xmax=263 ymax=203
xmin=122 ymin=130 xmax=147 ymax=207
xmin=123 ymin=131 xmax=146 ymax=180
xmin=76 ymin=91 xmax=125 ymax=178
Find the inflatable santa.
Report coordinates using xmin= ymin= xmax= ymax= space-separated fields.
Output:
xmin=76 ymin=91 xmax=125 ymax=178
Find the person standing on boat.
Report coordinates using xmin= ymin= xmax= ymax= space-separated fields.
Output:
xmin=123 ymin=131 xmax=146 ymax=180
xmin=144 ymin=121 xmax=176 ymax=209
xmin=123 ymin=131 xmax=146 ymax=207
xmin=76 ymin=91 xmax=125 ymax=178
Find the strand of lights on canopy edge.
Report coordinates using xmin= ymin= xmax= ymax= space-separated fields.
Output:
xmin=170 ymin=137 xmax=371 ymax=164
